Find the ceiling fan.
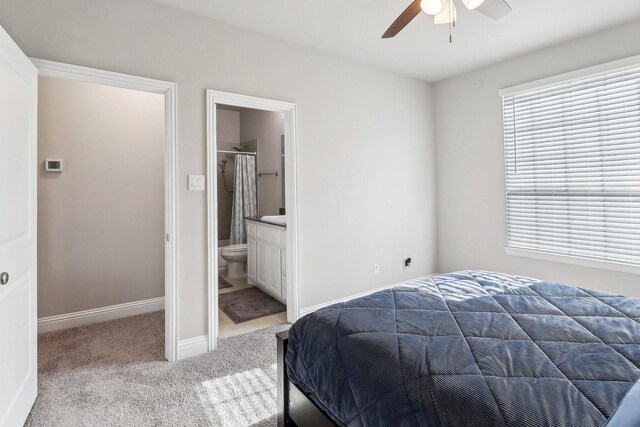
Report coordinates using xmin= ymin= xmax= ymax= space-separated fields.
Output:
xmin=382 ymin=0 xmax=512 ymax=39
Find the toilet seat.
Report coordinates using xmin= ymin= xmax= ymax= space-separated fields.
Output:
xmin=221 ymin=244 xmax=247 ymax=252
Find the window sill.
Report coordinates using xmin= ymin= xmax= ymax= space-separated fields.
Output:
xmin=503 ymin=247 xmax=640 ymax=276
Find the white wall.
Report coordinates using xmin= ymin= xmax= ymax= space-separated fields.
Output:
xmin=37 ymin=76 xmax=165 ymax=317
xmin=0 ymin=0 xmax=437 ymax=340
xmin=239 ymin=109 xmax=285 ymax=216
xmin=434 ymin=20 xmax=640 ymax=297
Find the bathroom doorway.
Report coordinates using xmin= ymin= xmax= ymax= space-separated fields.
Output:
xmin=206 ymin=91 xmax=299 ymax=348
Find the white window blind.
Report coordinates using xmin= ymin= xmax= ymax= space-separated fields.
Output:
xmin=502 ymin=62 xmax=640 ymax=267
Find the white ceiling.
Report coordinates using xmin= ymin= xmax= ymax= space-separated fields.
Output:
xmin=151 ymin=0 xmax=640 ymax=82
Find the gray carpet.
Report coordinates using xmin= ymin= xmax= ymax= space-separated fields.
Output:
xmin=26 ymin=311 xmax=289 ymax=427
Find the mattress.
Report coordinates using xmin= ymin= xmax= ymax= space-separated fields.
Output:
xmin=286 ymin=271 xmax=640 ymax=426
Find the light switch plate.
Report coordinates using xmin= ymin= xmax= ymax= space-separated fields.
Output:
xmin=188 ymin=174 xmax=205 ymax=191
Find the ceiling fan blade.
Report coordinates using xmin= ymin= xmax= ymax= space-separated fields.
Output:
xmin=476 ymin=0 xmax=511 ymax=19
xmin=382 ymin=0 xmax=423 ymax=39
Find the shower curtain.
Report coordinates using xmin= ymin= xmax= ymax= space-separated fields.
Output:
xmin=230 ymin=154 xmax=257 ymax=244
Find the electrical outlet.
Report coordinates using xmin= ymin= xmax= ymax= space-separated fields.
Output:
xmin=373 ymin=263 xmax=380 ymax=274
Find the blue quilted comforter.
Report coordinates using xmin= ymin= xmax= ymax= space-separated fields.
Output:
xmin=286 ymin=271 xmax=640 ymax=426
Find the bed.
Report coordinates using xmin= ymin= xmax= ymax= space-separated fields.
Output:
xmin=277 ymin=271 xmax=640 ymax=426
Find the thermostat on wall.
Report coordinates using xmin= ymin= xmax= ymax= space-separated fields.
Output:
xmin=45 ymin=159 xmax=63 ymax=172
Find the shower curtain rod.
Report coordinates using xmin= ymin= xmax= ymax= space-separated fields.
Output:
xmin=217 ymin=149 xmax=256 ymax=156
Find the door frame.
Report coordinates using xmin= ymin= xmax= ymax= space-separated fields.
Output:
xmin=206 ymin=90 xmax=299 ymax=350
xmin=30 ymin=59 xmax=180 ymax=361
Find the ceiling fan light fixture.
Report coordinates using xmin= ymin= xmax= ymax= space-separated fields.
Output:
xmin=420 ymin=0 xmax=444 ymax=16
xmin=461 ymin=0 xmax=486 ymax=10
xmin=381 ymin=0 xmax=511 ymax=40
xmin=434 ymin=0 xmax=457 ymax=24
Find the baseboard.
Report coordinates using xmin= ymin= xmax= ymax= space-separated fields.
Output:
xmin=38 ymin=296 xmax=165 ymax=334
xmin=177 ymin=335 xmax=209 ymax=360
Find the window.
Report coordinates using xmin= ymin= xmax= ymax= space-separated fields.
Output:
xmin=502 ymin=59 xmax=640 ymax=268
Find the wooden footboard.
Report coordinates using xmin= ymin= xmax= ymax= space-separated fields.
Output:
xmin=276 ymin=330 xmax=336 ymax=427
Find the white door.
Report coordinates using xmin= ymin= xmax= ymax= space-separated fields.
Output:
xmin=0 ymin=25 xmax=38 ymax=427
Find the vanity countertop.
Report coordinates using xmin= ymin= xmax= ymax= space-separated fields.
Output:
xmin=244 ymin=216 xmax=286 ymax=229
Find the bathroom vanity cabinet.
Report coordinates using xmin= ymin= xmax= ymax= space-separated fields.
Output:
xmin=246 ymin=219 xmax=286 ymax=302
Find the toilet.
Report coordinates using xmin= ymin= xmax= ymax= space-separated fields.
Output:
xmin=220 ymin=243 xmax=247 ymax=278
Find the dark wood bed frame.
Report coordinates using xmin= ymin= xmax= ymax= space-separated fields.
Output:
xmin=277 ymin=330 xmax=337 ymax=426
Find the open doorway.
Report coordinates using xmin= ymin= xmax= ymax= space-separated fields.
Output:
xmin=33 ymin=60 xmax=178 ymax=361
xmin=216 ymin=106 xmax=286 ymax=338
xmin=206 ymin=91 xmax=299 ymax=349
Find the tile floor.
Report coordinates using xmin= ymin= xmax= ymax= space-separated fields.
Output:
xmin=218 ymin=272 xmax=288 ymax=339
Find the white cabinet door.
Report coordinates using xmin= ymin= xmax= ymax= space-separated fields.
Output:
xmin=247 ymin=236 xmax=257 ymax=284
xmin=0 ymin=25 xmax=38 ymax=427
xmin=256 ymin=241 xmax=269 ymax=287
xmin=265 ymin=245 xmax=282 ymax=297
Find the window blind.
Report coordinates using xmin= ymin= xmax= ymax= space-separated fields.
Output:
xmin=502 ymin=63 xmax=640 ymax=266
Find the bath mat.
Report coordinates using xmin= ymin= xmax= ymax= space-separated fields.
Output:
xmin=218 ymin=276 xmax=233 ymax=289
xmin=219 ymin=287 xmax=286 ymax=324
